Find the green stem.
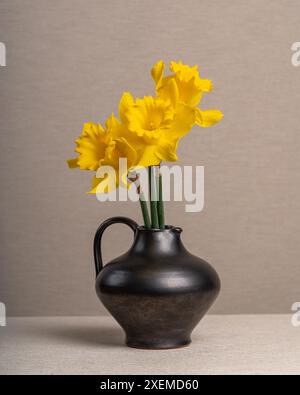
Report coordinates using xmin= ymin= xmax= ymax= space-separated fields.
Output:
xmin=157 ymin=171 xmax=165 ymax=229
xmin=128 ymin=173 xmax=151 ymax=229
xmin=149 ymin=166 xmax=159 ymax=229
xmin=139 ymin=192 xmax=151 ymax=229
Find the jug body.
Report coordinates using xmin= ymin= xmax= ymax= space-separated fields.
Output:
xmin=94 ymin=217 xmax=220 ymax=349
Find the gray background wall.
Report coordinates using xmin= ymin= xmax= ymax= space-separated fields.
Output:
xmin=0 ymin=0 xmax=299 ymax=316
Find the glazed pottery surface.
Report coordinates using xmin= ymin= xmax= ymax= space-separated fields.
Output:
xmin=94 ymin=216 xmax=220 ymax=349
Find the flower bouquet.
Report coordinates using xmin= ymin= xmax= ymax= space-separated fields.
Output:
xmin=67 ymin=61 xmax=223 ymax=349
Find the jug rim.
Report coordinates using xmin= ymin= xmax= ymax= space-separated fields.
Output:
xmin=137 ymin=225 xmax=183 ymax=233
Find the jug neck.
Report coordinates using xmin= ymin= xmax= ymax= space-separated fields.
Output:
xmin=130 ymin=226 xmax=186 ymax=256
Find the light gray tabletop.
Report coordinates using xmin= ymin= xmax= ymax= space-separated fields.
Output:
xmin=0 ymin=315 xmax=299 ymax=375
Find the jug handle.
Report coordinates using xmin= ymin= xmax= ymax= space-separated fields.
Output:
xmin=93 ymin=216 xmax=138 ymax=277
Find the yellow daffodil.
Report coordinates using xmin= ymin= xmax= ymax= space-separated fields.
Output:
xmin=151 ymin=60 xmax=223 ymax=128
xmin=118 ymin=92 xmax=194 ymax=167
xmin=67 ymin=114 xmax=123 ymax=171
xmin=67 ymin=122 xmax=110 ymax=171
xmin=67 ymin=114 xmax=138 ymax=193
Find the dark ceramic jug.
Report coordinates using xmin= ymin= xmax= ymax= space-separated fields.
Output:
xmin=94 ymin=216 xmax=220 ymax=349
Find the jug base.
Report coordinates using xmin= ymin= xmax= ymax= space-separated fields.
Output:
xmin=126 ymin=337 xmax=191 ymax=350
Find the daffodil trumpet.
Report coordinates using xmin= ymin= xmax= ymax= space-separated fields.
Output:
xmin=67 ymin=60 xmax=223 ymax=228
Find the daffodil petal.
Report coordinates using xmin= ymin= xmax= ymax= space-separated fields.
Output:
xmin=134 ymin=145 xmax=160 ymax=168
xmin=105 ymin=113 xmax=120 ymax=131
xmin=88 ymin=176 xmax=101 ymax=194
xmin=115 ymin=137 xmax=138 ymax=171
xmin=88 ymin=173 xmax=118 ymax=194
xmin=187 ymin=91 xmax=203 ymax=107
xmin=155 ymin=139 xmax=179 ymax=162
xmin=151 ymin=60 xmax=165 ymax=86
xmin=195 ymin=108 xmax=223 ymax=127
xmin=170 ymin=103 xmax=195 ymax=138
xmin=198 ymin=79 xmax=213 ymax=93
xmin=161 ymin=78 xmax=179 ymax=108
xmin=119 ymin=92 xmax=134 ymax=124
